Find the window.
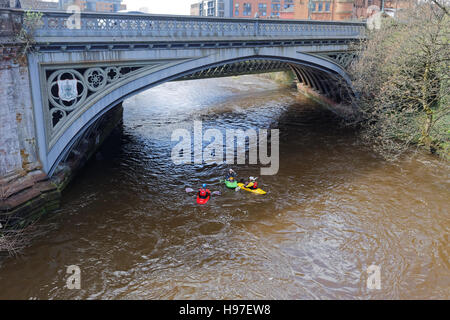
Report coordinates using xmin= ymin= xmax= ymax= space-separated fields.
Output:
xmin=271 ymin=3 xmax=280 ymax=11
xmin=243 ymin=3 xmax=252 ymax=16
xmin=283 ymin=0 xmax=293 ymax=9
xmin=311 ymin=2 xmax=316 ymax=12
xmin=318 ymin=2 xmax=323 ymax=12
xmin=325 ymin=2 xmax=330 ymax=11
xmin=258 ymin=3 xmax=267 ymax=16
xmin=207 ymin=1 xmax=215 ymax=16
xmin=235 ymin=3 xmax=239 ymax=16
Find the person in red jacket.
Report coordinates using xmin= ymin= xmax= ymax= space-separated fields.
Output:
xmin=245 ymin=177 xmax=258 ymax=190
xmin=198 ymin=184 xmax=211 ymax=199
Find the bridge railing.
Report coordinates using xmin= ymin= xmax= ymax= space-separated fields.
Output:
xmin=0 ymin=9 xmax=366 ymax=44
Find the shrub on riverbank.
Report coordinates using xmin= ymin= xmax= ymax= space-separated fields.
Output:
xmin=0 ymin=219 xmax=55 ymax=257
xmin=0 ymin=226 xmax=34 ymax=257
xmin=348 ymin=2 xmax=449 ymax=160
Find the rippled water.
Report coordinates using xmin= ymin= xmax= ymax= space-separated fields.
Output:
xmin=0 ymin=75 xmax=449 ymax=299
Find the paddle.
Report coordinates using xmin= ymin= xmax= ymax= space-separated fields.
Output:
xmin=185 ymin=187 xmax=221 ymax=196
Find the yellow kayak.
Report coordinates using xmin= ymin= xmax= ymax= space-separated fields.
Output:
xmin=237 ymin=183 xmax=267 ymax=195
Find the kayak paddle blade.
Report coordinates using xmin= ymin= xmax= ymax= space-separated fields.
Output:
xmin=185 ymin=187 xmax=194 ymax=193
xmin=212 ymin=191 xmax=221 ymax=196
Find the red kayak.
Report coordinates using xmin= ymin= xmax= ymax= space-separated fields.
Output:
xmin=197 ymin=188 xmax=211 ymax=205
xmin=196 ymin=194 xmax=210 ymax=205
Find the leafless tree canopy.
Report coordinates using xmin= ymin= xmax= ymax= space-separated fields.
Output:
xmin=348 ymin=1 xmax=450 ymax=160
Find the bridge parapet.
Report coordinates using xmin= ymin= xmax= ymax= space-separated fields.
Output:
xmin=1 ymin=9 xmax=365 ymax=45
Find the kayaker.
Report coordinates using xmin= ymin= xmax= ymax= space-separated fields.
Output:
xmin=198 ymin=184 xmax=211 ymax=200
xmin=225 ymin=169 xmax=237 ymax=181
xmin=245 ymin=177 xmax=259 ymax=190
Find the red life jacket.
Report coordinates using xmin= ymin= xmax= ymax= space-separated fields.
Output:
xmin=252 ymin=182 xmax=258 ymax=189
xmin=198 ymin=188 xmax=210 ymax=199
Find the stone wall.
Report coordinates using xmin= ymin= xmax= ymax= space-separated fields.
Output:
xmin=0 ymin=51 xmax=40 ymax=177
xmin=0 ymin=52 xmax=59 ymax=226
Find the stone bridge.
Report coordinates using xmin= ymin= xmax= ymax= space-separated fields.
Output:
xmin=0 ymin=9 xmax=365 ymax=222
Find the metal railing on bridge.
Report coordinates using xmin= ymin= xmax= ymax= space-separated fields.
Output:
xmin=1 ymin=8 xmax=366 ymax=45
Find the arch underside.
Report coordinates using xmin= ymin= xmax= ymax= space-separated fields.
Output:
xmin=176 ymin=59 xmax=352 ymax=103
xmin=38 ymin=52 xmax=353 ymax=176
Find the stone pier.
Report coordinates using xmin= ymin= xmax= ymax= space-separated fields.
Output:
xmin=0 ymin=49 xmax=58 ymax=226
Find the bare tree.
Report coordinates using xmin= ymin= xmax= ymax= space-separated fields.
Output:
xmin=348 ymin=2 xmax=450 ymax=160
xmin=0 ymin=214 xmax=57 ymax=257
xmin=431 ymin=0 xmax=449 ymax=15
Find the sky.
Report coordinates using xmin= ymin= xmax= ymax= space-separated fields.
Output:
xmin=123 ymin=0 xmax=192 ymax=15
xmin=39 ymin=0 xmax=193 ymax=15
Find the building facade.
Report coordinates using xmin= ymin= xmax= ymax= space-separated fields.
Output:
xmin=290 ymin=0 xmax=355 ymax=21
xmin=190 ymin=0 xmax=233 ymax=17
xmin=18 ymin=0 xmax=59 ymax=10
xmin=232 ymin=0 xmax=295 ymax=18
xmin=190 ymin=1 xmax=201 ymax=15
xmin=231 ymin=0 xmax=416 ymax=21
xmin=59 ymin=0 xmax=126 ymax=12
xmin=354 ymin=0 xmax=415 ymax=19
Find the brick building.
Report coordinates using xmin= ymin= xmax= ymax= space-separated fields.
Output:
xmin=290 ymin=0 xmax=356 ymax=21
xmin=231 ymin=0 xmax=416 ymax=21
xmin=354 ymin=0 xmax=415 ymax=19
xmin=190 ymin=1 xmax=201 ymax=15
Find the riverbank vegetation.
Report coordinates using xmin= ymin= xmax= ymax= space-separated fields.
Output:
xmin=0 ymin=186 xmax=55 ymax=257
xmin=0 ymin=219 xmax=51 ymax=257
xmin=348 ymin=1 xmax=449 ymax=160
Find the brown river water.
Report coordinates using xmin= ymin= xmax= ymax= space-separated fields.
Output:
xmin=0 ymin=75 xmax=449 ymax=299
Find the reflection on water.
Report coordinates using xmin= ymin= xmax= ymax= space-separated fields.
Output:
xmin=0 ymin=75 xmax=448 ymax=299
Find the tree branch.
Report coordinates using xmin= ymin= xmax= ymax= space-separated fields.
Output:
xmin=431 ymin=0 xmax=450 ymax=16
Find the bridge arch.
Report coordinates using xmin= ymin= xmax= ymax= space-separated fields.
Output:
xmin=31 ymin=48 xmax=353 ymax=176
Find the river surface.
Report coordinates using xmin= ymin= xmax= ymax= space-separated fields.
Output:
xmin=0 ymin=75 xmax=449 ymax=299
